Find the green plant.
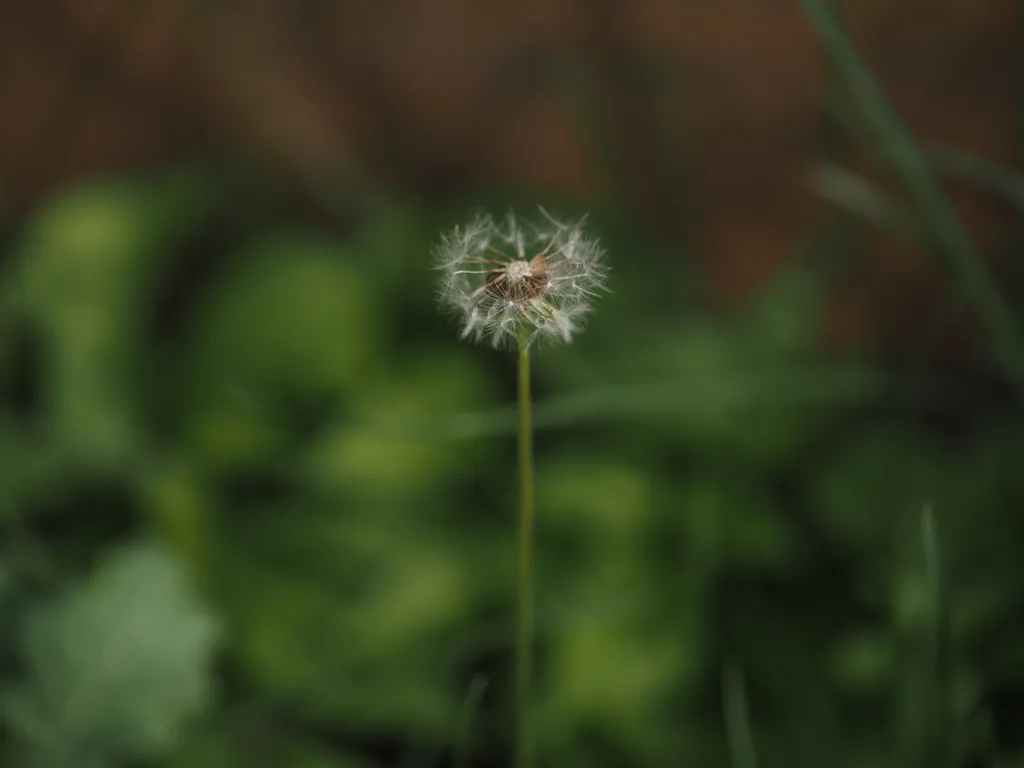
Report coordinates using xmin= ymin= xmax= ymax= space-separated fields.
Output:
xmin=434 ymin=209 xmax=608 ymax=767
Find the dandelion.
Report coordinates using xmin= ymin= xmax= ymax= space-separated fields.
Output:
xmin=433 ymin=208 xmax=607 ymax=768
xmin=434 ymin=208 xmax=607 ymax=349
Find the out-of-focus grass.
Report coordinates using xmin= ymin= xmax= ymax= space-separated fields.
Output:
xmin=392 ymin=366 xmax=947 ymax=441
xmin=802 ymin=0 xmax=1024 ymax=383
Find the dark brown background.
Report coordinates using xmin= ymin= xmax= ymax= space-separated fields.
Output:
xmin=1 ymin=0 xmax=1018 ymax=352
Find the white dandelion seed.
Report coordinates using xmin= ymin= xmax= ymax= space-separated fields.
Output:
xmin=433 ymin=208 xmax=608 ymax=348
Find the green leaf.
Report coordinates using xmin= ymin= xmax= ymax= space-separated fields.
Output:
xmin=182 ymin=232 xmax=379 ymax=471
xmin=218 ymin=513 xmax=470 ymax=737
xmin=3 ymin=539 xmax=220 ymax=766
xmin=10 ymin=174 xmax=216 ymax=467
xmin=300 ymin=351 xmax=497 ymax=503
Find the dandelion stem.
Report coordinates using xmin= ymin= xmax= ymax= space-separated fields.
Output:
xmin=516 ymin=335 xmax=535 ymax=768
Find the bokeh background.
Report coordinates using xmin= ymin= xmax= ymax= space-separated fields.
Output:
xmin=0 ymin=1 xmax=1022 ymax=766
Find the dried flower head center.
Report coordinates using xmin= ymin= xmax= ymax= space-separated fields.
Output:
xmin=505 ymin=259 xmax=533 ymax=284
xmin=498 ymin=258 xmax=548 ymax=302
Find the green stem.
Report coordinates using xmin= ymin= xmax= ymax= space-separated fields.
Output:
xmin=516 ymin=338 xmax=535 ymax=768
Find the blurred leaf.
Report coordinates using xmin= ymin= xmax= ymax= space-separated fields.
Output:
xmin=3 ymin=539 xmax=220 ymax=766
xmin=10 ymin=174 xmax=216 ymax=467
xmin=810 ymin=426 xmax=1024 ymax=578
xmin=144 ymin=458 xmax=217 ymax=587
xmin=811 ymin=428 xmax=944 ymax=558
xmin=216 ymin=510 xmax=474 ymax=738
xmin=183 ymin=232 xmax=378 ymax=470
xmin=301 ymin=351 xmax=497 ymax=503
xmin=541 ymin=462 xmax=652 ymax=543
xmin=543 ymin=617 xmax=690 ymax=763
xmin=355 ymin=195 xmax=434 ymax=298
xmin=0 ymin=422 xmax=80 ymax=522
xmin=681 ymin=477 xmax=801 ymax=574
xmin=538 ymin=462 xmax=657 ymax=623
xmin=830 ymin=631 xmax=896 ymax=692
xmin=170 ymin=725 xmax=372 ymax=768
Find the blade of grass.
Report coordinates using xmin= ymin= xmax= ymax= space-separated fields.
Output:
xmin=924 ymin=144 xmax=1024 ymax=213
xmin=895 ymin=506 xmax=955 ymax=768
xmin=810 ymin=162 xmax=917 ymax=238
xmin=367 ymin=365 xmax=956 ymax=441
xmin=801 ymin=0 xmax=1024 ymax=382
xmin=820 ymin=148 xmax=1024 ymax=224
xmin=454 ymin=674 xmax=489 ymax=768
xmin=920 ymin=506 xmax=954 ymax=768
xmin=722 ymin=664 xmax=759 ymax=768
xmin=809 ymin=163 xmax=989 ymax=374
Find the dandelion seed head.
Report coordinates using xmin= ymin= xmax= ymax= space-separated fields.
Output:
xmin=505 ymin=260 xmax=533 ymax=284
xmin=433 ymin=208 xmax=608 ymax=348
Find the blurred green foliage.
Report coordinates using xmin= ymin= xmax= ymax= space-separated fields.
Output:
xmin=0 ymin=165 xmax=1021 ymax=768
xmin=1 ymin=6 xmax=1023 ymax=766
xmin=3 ymin=541 xmax=218 ymax=767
